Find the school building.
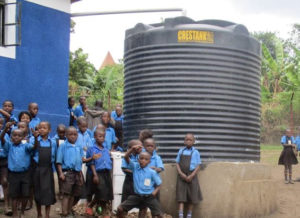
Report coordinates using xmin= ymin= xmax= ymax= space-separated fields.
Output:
xmin=0 ymin=0 xmax=78 ymax=131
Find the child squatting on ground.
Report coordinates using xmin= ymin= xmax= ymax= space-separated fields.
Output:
xmin=176 ymin=133 xmax=203 ymax=218
xmin=278 ymin=128 xmax=298 ymax=184
xmin=117 ymin=142 xmax=164 ymax=218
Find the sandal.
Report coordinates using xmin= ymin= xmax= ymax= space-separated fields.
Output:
xmin=4 ymin=208 xmax=13 ymax=216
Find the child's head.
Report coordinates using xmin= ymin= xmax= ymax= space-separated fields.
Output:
xmin=128 ymin=139 xmax=143 ymax=154
xmin=66 ymin=126 xmax=78 ymax=144
xmin=57 ymin=124 xmax=66 ymax=139
xmin=77 ymin=116 xmax=88 ymax=133
xmin=68 ymin=97 xmax=75 ymax=107
xmin=101 ymin=111 xmax=110 ymax=126
xmin=138 ymin=152 xmax=151 ymax=168
xmin=0 ymin=117 xmax=4 ymax=130
xmin=95 ymin=123 xmax=106 ymax=132
xmin=286 ymin=129 xmax=292 ymax=137
xmin=79 ymin=96 xmax=86 ymax=105
xmin=95 ymin=100 xmax=103 ymax=108
xmin=38 ymin=121 xmax=51 ymax=138
xmin=18 ymin=111 xmax=32 ymax=124
xmin=2 ymin=100 xmax=14 ymax=114
xmin=11 ymin=129 xmax=23 ymax=144
xmin=139 ymin=129 xmax=153 ymax=144
xmin=184 ymin=133 xmax=195 ymax=148
xmin=144 ymin=138 xmax=156 ymax=155
xmin=116 ymin=105 xmax=122 ymax=117
xmin=94 ymin=129 xmax=105 ymax=146
xmin=28 ymin=102 xmax=39 ymax=118
xmin=17 ymin=121 xmax=29 ymax=136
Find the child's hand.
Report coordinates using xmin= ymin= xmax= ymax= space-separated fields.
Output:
xmin=31 ymin=128 xmax=39 ymax=138
xmin=180 ymin=173 xmax=187 ymax=180
xmin=4 ymin=122 xmax=14 ymax=131
xmin=93 ymin=175 xmax=99 ymax=184
xmin=92 ymin=152 xmax=102 ymax=160
xmin=132 ymin=145 xmax=143 ymax=153
xmin=59 ymin=173 xmax=65 ymax=181
xmin=186 ymin=175 xmax=193 ymax=183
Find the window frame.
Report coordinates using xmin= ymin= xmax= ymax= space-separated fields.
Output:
xmin=0 ymin=0 xmax=4 ymax=46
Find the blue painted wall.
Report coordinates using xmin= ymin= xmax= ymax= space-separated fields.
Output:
xmin=0 ymin=0 xmax=70 ymax=134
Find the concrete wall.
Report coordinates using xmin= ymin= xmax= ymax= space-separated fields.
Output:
xmin=0 ymin=0 xmax=70 ymax=134
xmin=160 ymin=163 xmax=277 ymax=218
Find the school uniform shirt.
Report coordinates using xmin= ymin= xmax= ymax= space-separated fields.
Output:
xmin=121 ymin=154 xmax=139 ymax=169
xmin=128 ymin=160 xmax=162 ymax=195
xmin=0 ymin=131 xmax=10 ymax=158
xmin=86 ymin=143 xmax=112 ymax=171
xmin=148 ymin=153 xmax=164 ymax=171
xmin=176 ymin=146 xmax=201 ymax=171
xmin=29 ymin=136 xmax=56 ymax=164
xmin=77 ymin=130 xmax=93 ymax=154
xmin=111 ymin=111 xmax=124 ymax=122
xmin=0 ymin=114 xmax=18 ymax=131
xmin=281 ymin=135 xmax=296 ymax=145
xmin=3 ymin=140 xmax=34 ymax=172
xmin=29 ymin=117 xmax=41 ymax=130
xmin=52 ymin=135 xmax=66 ymax=146
xmin=296 ymin=136 xmax=300 ymax=150
xmin=56 ymin=140 xmax=84 ymax=172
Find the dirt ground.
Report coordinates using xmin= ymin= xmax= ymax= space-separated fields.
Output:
xmin=0 ymin=148 xmax=299 ymax=218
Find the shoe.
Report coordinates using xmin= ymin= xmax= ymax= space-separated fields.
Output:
xmin=289 ymin=179 xmax=294 ymax=184
xmin=85 ymin=207 xmax=93 ymax=216
xmin=285 ymin=180 xmax=289 ymax=184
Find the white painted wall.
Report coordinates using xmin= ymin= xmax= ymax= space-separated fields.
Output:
xmin=26 ymin=0 xmax=71 ymax=13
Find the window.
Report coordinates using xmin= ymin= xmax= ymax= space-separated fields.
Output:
xmin=0 ymin=0 xmax=4 ymax=46
xmin=0 ymin=0 xmax=21 ymax=47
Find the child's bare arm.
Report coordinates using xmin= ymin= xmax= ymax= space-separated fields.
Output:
xmin=124 ymin=145 xmax=142 ymax=164
xmin=176 ymin=163 xmax=187 ymax=180
xmin=56 ymin=164 xmax=65 ymax=181
xmin=186 ymin=165 xmax=200 ymax=182
xmin=90 ymin=164 xmax=99 ymax=184
xmin=0 ymin=122 xmax=13 ymax=145
xmin=151 ymin=185 xmax=161 ymax=197
xmin=0 ymin=109 xmax=10 ymax=121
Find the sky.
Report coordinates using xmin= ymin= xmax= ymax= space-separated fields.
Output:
xmin=70 ymin=0 xmax=300 ymax=69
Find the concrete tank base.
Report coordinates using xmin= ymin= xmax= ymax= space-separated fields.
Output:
xmin=160 ymin=162 xmax=277 ymax=218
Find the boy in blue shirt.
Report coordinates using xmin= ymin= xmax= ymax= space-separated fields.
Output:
xmin=0 ymin=100 xmax=18 ymax=131
xmin=67 ymin=97 xmax=76 ymax=126
xmin=121 ymin=139 xmax=142 ymax=202
xmin=85 ymin=129 xmax=112 ymax=217
xmin=0 ymin=123 xmax=37 ymax=218
xmin=176 ymin=133 xmax=202 ymax=218
xmin=144 ymin=138 xmax=164 ymax=174
xmin=74 ymin=96 xmax=87 ymax=127
xmin=28 ymin=102 xmax=40 ymax=130
xmin=56 ymin=126 xmax=96 ymax=217
xmin=117 ymin=145 xmax=163 ymax=218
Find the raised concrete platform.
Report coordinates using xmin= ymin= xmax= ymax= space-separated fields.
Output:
xmin=160 ymin=162 xmax=277 ymax=218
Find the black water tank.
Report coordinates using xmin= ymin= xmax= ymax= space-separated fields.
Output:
xmin=123 ymin=16 xmax=261 ymax=162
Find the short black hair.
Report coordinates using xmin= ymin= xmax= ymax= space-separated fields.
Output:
xmin=39 ymin=121 xmax=51 ymax=129
xmin=18 ymin=111 xmax=32 ymax=122
xmin=3 ymin=100 xmax=14 ymax=108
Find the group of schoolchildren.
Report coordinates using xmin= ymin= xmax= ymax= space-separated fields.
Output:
xmin=278 ymin=128 xmax=300 ymax=184
xmin=0 ymin=97 xmax=203 ymax=218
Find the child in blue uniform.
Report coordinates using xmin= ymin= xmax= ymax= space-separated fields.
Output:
xmin=0 ymin=118 xmax=11 ymax=215
xmin=86 ymin=129 xmax=113 ymax=217
xmin=0 ymin=124 xmax=36 ymax=218
xmin=121 ymin=139 xmax=142 ymax=202
xmin=144 ymin=138 xmax=164 ymax=174
xmin=68 ymin=97 xmax=76 ymax=126
xmin=278 ymin=129 xmax=298 ymax=184
xmin=98 ymin=111 xmax=116 ymax=150
xmin=0 ymin=101 xmax=18 ymax=134
xmin=52 ymin=124 xmax=66 ymax=200
xmin=74 ymin=96 xmax=87 ymax=127
xmin=28 ymin=103 xmax=40 ymax=130
xmin=56 ymin=126 xmax=95 ymax=217
xmin=176 ymin=133 xmax=202 ymax=218
xmin=117 ymin=145 xmax=163 ymax=218
xmin=30 ymin=122 xmax=56 ymax=218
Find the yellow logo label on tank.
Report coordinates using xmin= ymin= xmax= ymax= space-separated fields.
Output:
xmin=177 ymin=30 xmax=214 ymax=43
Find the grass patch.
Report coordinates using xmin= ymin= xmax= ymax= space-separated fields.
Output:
xmin=261 ymin=144 xmax=282 ymax=151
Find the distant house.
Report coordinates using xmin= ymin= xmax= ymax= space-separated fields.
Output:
xmin=100 ymin=51 xmax=116 ymax=70
xmin=0 ymin=0 xmax=79 ymax=130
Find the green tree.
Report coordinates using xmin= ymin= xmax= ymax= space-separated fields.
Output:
xmin=69 ymin=48 xmax=97 ymax=90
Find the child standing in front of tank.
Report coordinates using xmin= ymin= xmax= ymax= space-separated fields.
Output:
xmin=278 ymin=128 xmax=298 ymax=184
xmin=176 ymin=133 xmax=202 ymax=218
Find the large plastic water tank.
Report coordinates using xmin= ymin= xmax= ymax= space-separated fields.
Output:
xmin=123 ymin=17 xmax=261 ymax=163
